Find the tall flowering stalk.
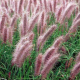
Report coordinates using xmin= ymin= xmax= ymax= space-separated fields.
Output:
xmin=12 ymin=32 xmax=34 ymax=67
xmin=28 ymin=12 xmax=39 ymax=32
xmin=2 ymin=26 xmax=7 ymax=43
xmin=60 ymin=2 xmax=78 ymax=24
xmin=35 ymin=35 xmax=64 ymax=79
xmin=41 ymin=54 xmax=60 ymax=79
xmin=0 ymin=13 xmax=6 ymax=33
xmin=18 ymin=0 xmax=24 ymax=16
xmin=64 ymin=13 xmax=80 ymax=42
xmin=35 ymin=53 xmax=43 ymax=76
xmin=37 ymin=25 xmax=57 ymax=51
xmin=34 ymin=53 xmax=60 ymax=79
xmin=19 ymin=12 xmax=39 ymax=37
xmin=0 ymin=0 xmax=80 ymax=79
xmin=37 ymin=10 xmax=47 ymax=35
xmin=0 ymin=12 xmax=17 ymax=43
xmin=43 ymin=36 xmax=64 ymax=64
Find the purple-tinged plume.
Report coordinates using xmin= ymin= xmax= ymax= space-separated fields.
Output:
xmin=43 ymin=48 xmax=58 ymax=64
xmin=12 ymin=32 xmax=34 ymax=67
xmin=28 ymin=13 xmax=39 ymax=32
xmin=18 ymin=0 xmax=24 ymax=15
xmin=69 ymin=63 xmax=80 ymax=80
xmin=64 ymin=19 xmax=80 ymax=41
xmin=60 ymin=2 xmax=77 ymax=24
xmin=35 ymin=53 xmax=43 ymax=76
xmin=37 ymin=25 xmax=57 ymax=51
xmin=0 ymin=13 xmax=6 ymax=32
xmin=2 ymin=26 xmax=7 ymax=43
xmin=73 ymin=12 xmax=80 ymax=24
xmin=41 ymin=54 xmax=60 ymax=79
xmin=52 ymin=36 xmax=64 ymax=48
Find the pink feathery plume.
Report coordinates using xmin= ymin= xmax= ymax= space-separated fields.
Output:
xmin=26 ymin=0 xmax=31 ymax=13
xmin=60 ymin=2 xmax=77 ymax=24
xmin=50 ymin=1 xmax=54 ymax=13
xmin=41 ymin=54 xmax=60 ymax=79
xmin=43 ymin=36 xmax=64 ymax=64
xmin=31 ymin=4 xmax=35 ymax=13
xmin=24 ymin=0 xmax=28 ymax=9
xmin=22 ymin=13 xmax=28 ymax=35
xmin=38 ymin=11 xmax=46 ymax=35
xmin=64 ymin=19 xmax=80 ymax=41
xmin=70 ymin=18 xmax=80 ymax=31
xmin=13 ymin=35 xmax=28 ymax=53
xmin=43 ymin=47 xmax=58 ymax=64
xmin=2 ymin=26 xmax=7 ymax=43
xmin=66 ymin=6 xmax=78 ymax=19
xmin=0 ymin=13 xmax=6 ymax=33
xmin=42 ymin=0 xmax=47 ymax=11
xmin=33 ymin=4 xmax=40 ymax=15
xmin=55 ymin=5 xmax=63 ymax=22
xmin=50 ymin=0 xmax=57 ymax=13
xmin=12 ymin=32 xmax=34 ymax=67
xmin=38 ymin=11 xmax=43 ymax=32
xmin=49 ymin=1 xmax=53 ymax=12
xmin=53 ymin=0 xmax=56 ymax=13
xmin=42 ymin=13 xmax=47 ymax=34
xmin=19 ymin=13 xmax=29 ymax=37
xmin=35 ymin=53 xmax=43 ymax=76
xmin=18 ymin=0 xmax=24 ymax=15
xmin=28 ymin=31 xmax=34 ymax=41
xmin=52 ymin=36 xmax=64 ymax=48
xmin=69 ymin=63 xmax=80 ymax=80
xmin=13 ymin=38 xmax=27 ymax=58
xmin=38 ymin=0 xmax=43 ymax=11
xmin=12 ymin=41 xmax=30 ymax=66
xmin=28 ymin=13 xmax=39 ymax=32
xmin=73 ymin=12 xmax=80 ymax=24
xmin=37 ymin=25 xmax=57 ymax=51
xmin=12 ymin=39 xmax=33 ymax=67
xmin=46 ymin=0 xmax=51 ymax=12
xmin=75 ymin=6 xmax=79 ymax=16
xmin=14 ymin=0 xmax=18 ymax=14
xmin=17 ymin=44 xmax=33 ymax=67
